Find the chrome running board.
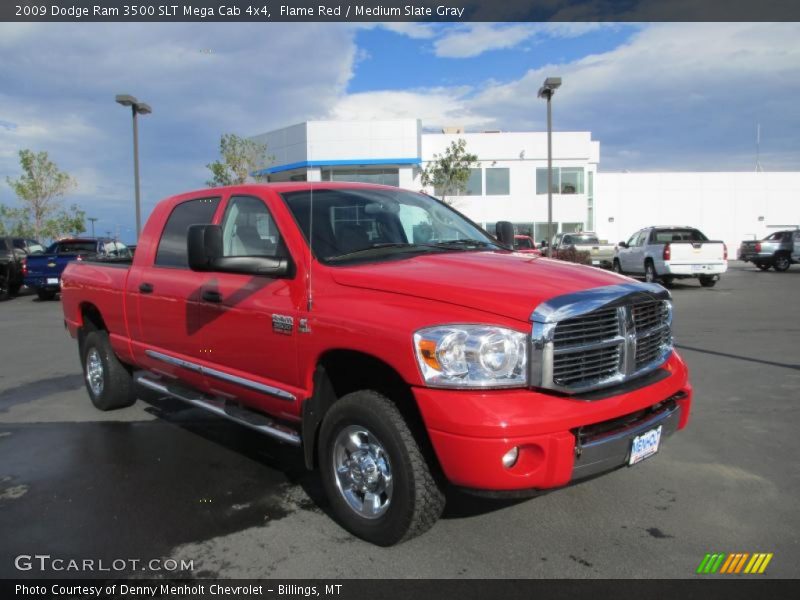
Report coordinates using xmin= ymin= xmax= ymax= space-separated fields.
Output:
xmin=135 ymin=372 xmax=301 ymax=446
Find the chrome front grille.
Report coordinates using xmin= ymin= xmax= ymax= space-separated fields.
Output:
xmin=531 ymin=283 xmax=673 ymax=395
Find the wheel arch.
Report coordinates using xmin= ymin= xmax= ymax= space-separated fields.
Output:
xmin=301 ymin=349 xmax=433 ymax=472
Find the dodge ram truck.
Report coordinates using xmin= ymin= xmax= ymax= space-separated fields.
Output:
xmin=61 ymin=183 xmax=692 ymax=546
xmin=613 ymin=226 xmax=727 ymax=287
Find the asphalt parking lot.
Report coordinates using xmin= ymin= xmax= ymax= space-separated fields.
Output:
xmin=1 ymin=261 xmax=798 ymax=579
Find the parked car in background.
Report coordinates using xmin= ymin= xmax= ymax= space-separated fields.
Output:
xmin=512 ymin=235 xmax=541 ymax=256
xmin=25 ymin=237 xmax=132 ymax=300
xmin=1 ymin=237 xmax=45 ymax=300
xmin=551 ymin=232 xmax=615 ymax=268
xmin=614 ymin=226 xmax=727 ymax=287
xmin=60 ymin=183 xmax=690 ymax=546
xmin=738 ymin=230 xmax=800 ymax=272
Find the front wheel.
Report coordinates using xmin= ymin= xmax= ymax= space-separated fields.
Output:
xmin=319 ymin=390 xmax=445 ymax=546
xmin=699 ymin=275 xmax=718 ymax=288
xmin=644 ymin=261 xmax=657 ymax=283
xmin=773 ymin=254 xmax=791 ymax=272
xmin=81 ymin=330 xmax=137 ymax=411
xmin=36 ymin=289 xmax=56 ymax=301
xmin=612 ymin=259 xmax=624 ymax=274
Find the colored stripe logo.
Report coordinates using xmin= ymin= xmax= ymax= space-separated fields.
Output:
xmin=696 ymin=552 xmax=773 ymax=574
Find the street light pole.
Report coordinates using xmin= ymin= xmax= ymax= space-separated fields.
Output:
xmin=88 ymin=217 xmax=98 ymax=237
xmin=538 ymin=77 xmax=561 ymax=258
xmin=115 ymin=95 xmax=151 ymax=240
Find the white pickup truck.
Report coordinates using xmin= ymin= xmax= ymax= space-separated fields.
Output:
xmin=613 ymin=226 xmax=727 ymax=287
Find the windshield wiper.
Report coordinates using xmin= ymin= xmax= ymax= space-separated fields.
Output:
xmin=427 ymin=239 xmax=494 ymax=249
xmin=326 ymin=243 xmax=437 ymax=263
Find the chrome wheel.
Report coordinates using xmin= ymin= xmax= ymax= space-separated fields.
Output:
xmin=332 ymin=426 xmax=393 ymax=519
xmin=85 ymin=348 xmax=104 ymax=397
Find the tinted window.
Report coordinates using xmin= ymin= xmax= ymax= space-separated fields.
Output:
xmin=514 ymin=237 xmax=534 ymax=250
xmin=155 ymin=198 xmax=220 ymax=267
xmin=651 ymin=229 xmax=708 ymax=243
xmin=221 ymin=196 xmax=284 ymax=258
xmin=486 ymin=168 xmax=510 ymax=195
xmin=571 ymin=234 xmax=600 ymax=244
xmin=54 ymin=241 xmax=98 ymax=254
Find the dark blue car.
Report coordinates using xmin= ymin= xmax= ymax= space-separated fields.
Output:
xmin=24 ymin=238 xmax=131 ymax=300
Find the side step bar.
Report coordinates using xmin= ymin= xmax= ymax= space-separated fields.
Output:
xmin=135 ymin=372 xmax=301 ymax=446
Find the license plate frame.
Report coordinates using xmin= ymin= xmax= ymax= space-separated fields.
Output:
xmin=628 ymin=425 xmax=662 ymax=466
xmin=46 ymin=277 xmax=59 ymax=285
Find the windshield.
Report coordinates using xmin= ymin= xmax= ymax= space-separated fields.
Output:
xmin=281 ymin=187 xmax=500 ymax=264
xmin=47 ymin=241 xmax=97 ymax=254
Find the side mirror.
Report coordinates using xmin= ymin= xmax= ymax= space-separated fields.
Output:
xmin=188 ymin=224 xmax=293 ymax=278
xmin=188 ymin=224 xmax=223 ymax=271
xmin=495 ymin=221 xmax=515 ymax=247
xmin=618 ymin=241 xmax=628 ymax=249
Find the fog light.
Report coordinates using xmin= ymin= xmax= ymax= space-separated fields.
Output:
xmin=502 ymin=447 xmax=519 ymax=468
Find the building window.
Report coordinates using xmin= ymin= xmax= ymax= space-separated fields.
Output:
xmin=456 ymin=168 xmax=482 ymax=196
xmin=536 ymin=167 xmax=585 ymax=195
xmin=321 ymin=168 xmax=399 ymax=187
xmin=485 ymin=168 xmax=510 ymax=195
xmin=534 ymin=222 xmax=559 ymax=247
xmin=587 ymin=170 xmax=594 ymax=231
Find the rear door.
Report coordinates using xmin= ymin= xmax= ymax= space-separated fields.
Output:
xmin=132 ymin=196 xmax=221 ymax=389
xmin=793 ymin=231 xmax=800 ymax=262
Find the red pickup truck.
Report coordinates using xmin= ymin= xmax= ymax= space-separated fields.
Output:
xmin=61 ymin=183 xmax=692 ymax=546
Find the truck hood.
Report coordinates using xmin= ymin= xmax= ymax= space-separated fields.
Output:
xmin=329 ymin=251 xmax=630 ymax=322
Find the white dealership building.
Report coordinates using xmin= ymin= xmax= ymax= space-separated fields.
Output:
xmin=251 ymin=119 xmax=800 ymax=250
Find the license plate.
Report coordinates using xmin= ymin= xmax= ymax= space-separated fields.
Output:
xmin=629 ymin=426 xmax=662 ymax=466
xmin=592 ymin=260 xmax=601 ymax=265
xmin=47 ymin=278 xmax=59 ymax=285
xmin=691 ymin=264 xmax=705 ymax=272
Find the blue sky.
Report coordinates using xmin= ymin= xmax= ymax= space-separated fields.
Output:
xmin=1 ymin=22 xmax=799 ymax=242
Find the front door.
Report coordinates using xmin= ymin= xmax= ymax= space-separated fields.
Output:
xmin=619 ymin=230 xmax=643 ymax=273
xmin=197 ymin=194 xmax=301 ymax=420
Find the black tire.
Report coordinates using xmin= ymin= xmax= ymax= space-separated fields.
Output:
xmin=9 ymin=281 xmax=22 ymax=296
xmin=660 ymin=276 xmax=675 ymax=289
xmin=756 ymin=262 xmax=771 ymax=271
xmin=612 ymin=259 xmax=624 ymax=275
xmin=773 ymin=254 xmax=791 ymax=272
xmin=699 ymin=275 xmax=718 ymax=288
xmin=644 ymin=260 xmax=657 ymax=283
xmin=36 ymin=289 xmax=56 ymax=301
xmin=0 ymin=267 xmax=9 ymax=301
xmin=81 ymin=330 xmax=136 ymax=411
xmin=318 ymin=390 xmax=445 ymax=546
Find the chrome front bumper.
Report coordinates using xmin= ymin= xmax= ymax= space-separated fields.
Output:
xmin=572 ymin=401 xmax=681 ymax=481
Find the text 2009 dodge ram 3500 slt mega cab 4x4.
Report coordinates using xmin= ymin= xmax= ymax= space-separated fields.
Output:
xmin=61 ymin=183 xmax=692 ymax=545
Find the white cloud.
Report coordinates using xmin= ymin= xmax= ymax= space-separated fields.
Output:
xmin=433 ymin=24 xmax=538 ymax=58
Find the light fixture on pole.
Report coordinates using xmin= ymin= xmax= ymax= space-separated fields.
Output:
xmin=115 ymin=94 xmax=151 ymax=240
xmin=537 ymin=76 xmax=561 ymax=257
xmin=87 ymin=217 xmax=98 ymax=237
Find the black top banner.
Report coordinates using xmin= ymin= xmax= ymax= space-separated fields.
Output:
xmin=2 ymin=0 xmax=800 ymax=22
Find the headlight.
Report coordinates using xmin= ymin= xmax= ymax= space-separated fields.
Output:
xmin=413 ymin=325 xmax=528 ymax=388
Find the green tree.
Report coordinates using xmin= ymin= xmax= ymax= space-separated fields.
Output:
xmin=206 ymin=133 xmax=271 ymax=187
xmin=5 ymin=149 xmax=76 ymax=240
xmin=0 ymin=204 xmax=32 ymax=237
xmin=420 ymin=138 xmax=479 ymax=205
xmin=43 ymin=204 xmax=86 ymax=239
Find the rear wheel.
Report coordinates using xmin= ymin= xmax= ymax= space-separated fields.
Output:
xmin=319 ymin=390 xmax=445 ymax=546
xmin=756 ymin=262 xmax=771 ymax=271
xmin=36 ymin=289 xmax=56 ymax=301
xmin=699 ymin=275 xmax=718 ymax=288
xmin=644 ymin=260 xmax=657 ymax=283
xmin=773 ymin=254 xmax=791 ymax=272
xmin=81 ymin=330 xmax=136 ymax=411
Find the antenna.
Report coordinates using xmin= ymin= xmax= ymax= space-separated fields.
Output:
xmin=756 ymin=122 xmax=763 ymax=172
xmin=306 ymin=144 xmax=314 ymax=312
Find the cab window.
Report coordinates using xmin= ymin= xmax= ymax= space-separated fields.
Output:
xmin=221 ymin=196 xmax=285 ymax=258
xmin=155 ymin=197 xmax=220 ymax=268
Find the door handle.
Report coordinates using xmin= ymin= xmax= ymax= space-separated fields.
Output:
xmin=139 ymin=282 xmax=154 ymax=294
xmin=202 ymin=290 xmax=222 ymax=303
